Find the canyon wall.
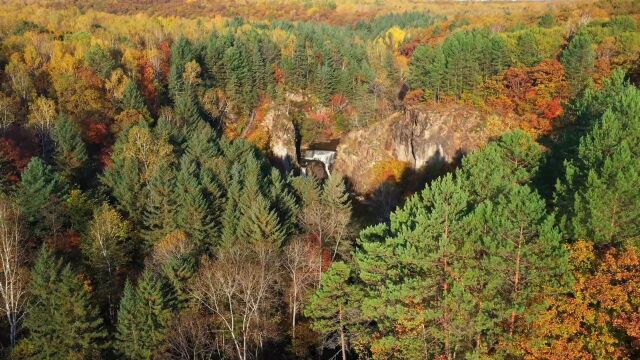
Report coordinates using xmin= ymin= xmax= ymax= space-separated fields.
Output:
xmin=334 ymin=105 xmax=488 ymax=193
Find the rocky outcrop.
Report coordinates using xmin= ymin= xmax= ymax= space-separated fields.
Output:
xmin=334 ymin=105 xmax=488 ymax=193
xmin=261 ymin=107 xmax=298 ymax=171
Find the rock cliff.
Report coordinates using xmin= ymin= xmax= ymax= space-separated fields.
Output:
xmin=334 ymin=105 xmax=488 ymax=193
xmin=261 ymin=107 xmax=298 ymax=171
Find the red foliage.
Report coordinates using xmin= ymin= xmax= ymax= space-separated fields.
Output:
xmin=543 ymin=97 xmax=564 ymax=120
xmin=496 ymin=60 xmax=569 ymax=135
xmin=138 ymin=58 xmax=158 ymax=111
xmin=399 ymin=38 xmax=423 ymax=57
xmin=274 ymin=65 xmax=285 ymax=84
xmin=309 ymin=111 xmax=331 ymax=123
xmin=158 ymin=40 xmax=172 ymax=81
xmin=77 ymin=67 xmax=104 ymax=89
xmin=0 ymin=126 xmax=39 ymax=173
xmin=84 ymin=119 xmax=110 ymax=145
xmin=45 ymin=229 xmax=83 ymax=260
xmin=321 ymin=248 xmax=332 ymax=271
xmin=503 ymin=67 xmax=533 ymax=102
xmin=330 ymin=94 xmax=348 ymax=109
xmin=404 ymin=89 xmax=424 ymax=106
xmin=99 ymin=144 xmax=113 ymax=168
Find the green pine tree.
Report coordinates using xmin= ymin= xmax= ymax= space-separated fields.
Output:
xmin=102 ymin=152 xmax=147 ymax=226
xmin=142 ymin=162 xmax=177 ymax=247
xmin=121 ymin=80 xmax=148 ymax=114
xmin=517 ymin=31 xmax=541 ymax=67
xmin=85 ymin=45 xmax=116 ymax=78
xmin=460 ymin=130 xmax=543 ymax=202
xmin=468 ymin=186 xmax=569 ymax=351
xmin=116 ymin=272 xmax=172 ymax=360
xmin=14 ymin=157 xmax=69 ymax=238
xmin=173 ymin=157 xmax=215 ymax=251
xmin=561 ymin=34 xmax=595 ymax=94
xmin=51 ymin=114 xmax=88 ymax=182
xmin=557 ymin=75 xmax=640 ymax=248
xmin=20 ymin=246 xmax=107 ymax=359
xmin=174 ymin=90 xmax=204 ymax=138
xmin=219 ymin=168 xmax=243 ymax=246
xmin=305 ymin=262 xmax=360 ymax=360
xmin=169 ymin=36 xmax=195 ymax=99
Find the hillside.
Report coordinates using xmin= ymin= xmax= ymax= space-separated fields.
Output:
xmin=0 ymin=1 xmax=639 ymax=359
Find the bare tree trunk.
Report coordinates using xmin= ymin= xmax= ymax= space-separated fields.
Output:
xmin=339 ymin=306 xmax=347 ymax=360
xmin=0 ymin=201 xmax=26 ymax=348
xmin=509 ymin=226 xmax=524 ymax=337
xmin=292 ymin=289 xmax=297 ymax=340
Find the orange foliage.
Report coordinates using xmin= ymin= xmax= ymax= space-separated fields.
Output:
xmin=371 ymin=159 xmax=410 ymax=186
xmin=542 ymin=97 xmax=564 ymax=120
xmin=309 ymin=111 xmax=331 ymax=124
xmin=84 ymin=119 xmax=110 ymax=145
xmin=493 ymin=60 xmax=569 ymax=136
xmin=246 ymin=127 xmax=270 ymax=150
xmin=77 ymin=67 xmax=104 ymax=89
xmin=274 ymin=65 xmax=285 ymax=84
xmin=330 ymin=94 xmax=348 ymax=111
xmin=0 ymin=127 xmax=39 ymax=173
xmin=138 ymin=59 xmax=158 ymax=111
xmin=158 ymin=40 xmax=172 ymax=81
xmin=520 ymin=241 xmax=640 ymax=359
xmin=404 ymin=89 xmax=425 ymax=106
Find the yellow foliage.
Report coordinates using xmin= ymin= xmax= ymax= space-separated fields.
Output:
xmin=150 ymin=230 xmax=193 ymax=268
xmin=384 ymin=26 xmax=406 ymax=51
xmin=246 ymin=127 xmax=271 ymax=151
xmin=371 ymin=159 xmax=410 ymax=186
xmin=106 ymin=68 xmax=130 ymax=100
xmin=122 ymin=126 xmax=174 ymax=182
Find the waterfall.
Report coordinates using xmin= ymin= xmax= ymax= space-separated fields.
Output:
xmin=303 ymin=150 xmax=336 ymax=176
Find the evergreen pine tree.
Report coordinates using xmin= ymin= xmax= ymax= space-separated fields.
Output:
xmin=488 ymin=36 xmax=511 ymax=75
xmin=184 ymin=121 xmax=220 ymax=165
xmin=161 ymin=254 xmax=197 ymax=309
xmin=407 ymin=45 xmax=432 ymax=91
xmin=102 ymin=153 xmax=147 ymax=226
xmin=220 ymin=168 xmax=243 ymax=246
xmin=14 ymin=157 xmax=69 ymax=238
xmin=305 ymin=262 xmax=359 ymax=360
xmin=51 ymin=114 xmax=88 ymax=183
xmin=460 ymin=130 xmax=543 ymax=202
xmin=121 ymin=80 xmax=148 ymax=114
xmin=251 ymin=47 xmax=267 ymax=93
xmin=238 ymin=194 xmax=285 ymax=246
xmin=169 ymin=36 xmax=195 ymax=99
xmin=174 ymin=90 xmax=204 ymax=138
xmin=205 ymin=32 xmax=233 ymax=87
xmin=268 ymin=168 xmax=299 ymax=237
xmin=116 ymin=272 xmax=172 ymax=359
xmin=142 ymin=162 xmax=177 ymax=248
xmin=561 ymin=34 xmax=595 ymax=94
xmin=517 ymin=31 xmax=541 ymax=67
xmin=557 ymin=77 xmax=640 ymax=247
xmin=467 ymin=186 xmax=569 ymax=348
xmin=442 ymin=32 xmax=482 ymax=96
xmin=292 ymin=38 xmax=309 ymax=89
xmin=20 ymin=246 xmax=106 ymax=358
xmin=85 ymin=45 xmax=116 ymax=79
xmin=173 ymin=158 xmax=215 ymax=251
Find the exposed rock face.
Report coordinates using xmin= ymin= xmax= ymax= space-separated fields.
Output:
xmin=304 ymin=160 xmax=329 ymax=181
xmin=334 ymin=105 xmax=488 ymax=193
xmin=262 ymin=108 xmax=297 ymax=171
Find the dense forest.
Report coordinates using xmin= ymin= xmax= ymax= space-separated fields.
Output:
xmin=0 ymin=0 xmax=639 ymax=359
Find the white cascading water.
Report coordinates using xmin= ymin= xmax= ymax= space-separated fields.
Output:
xmin=303 ymin=150 xmax=336 ymax=177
